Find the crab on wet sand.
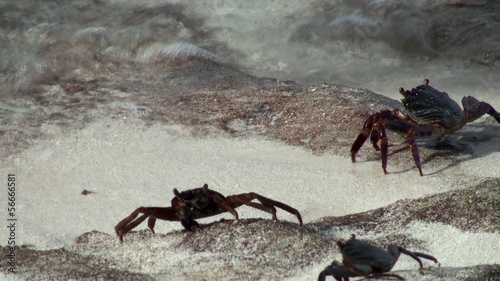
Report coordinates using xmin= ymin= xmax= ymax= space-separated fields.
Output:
xmin=351 ymin=79 xmax=500 ymax=176
xmin=114 ymin=183 xmax=303 ymax=242
xmin=318 ymin=234 xmax=440 ymax=281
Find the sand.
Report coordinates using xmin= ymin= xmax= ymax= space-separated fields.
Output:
xmin=0 ymin=116 xmax=498 ymax=280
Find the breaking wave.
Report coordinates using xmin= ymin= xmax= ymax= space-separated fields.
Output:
xmin=1 ymin=0 xmax=499 ymax=99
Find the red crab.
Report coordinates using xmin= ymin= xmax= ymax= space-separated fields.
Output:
xmin=351 ymin=79 xmax=500 ymax=176
xmin=114 ymin=184 xmax=303 ymax=242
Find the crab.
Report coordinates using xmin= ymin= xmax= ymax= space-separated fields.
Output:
xmin=351 ymin=79 xmax=500 ymax=176
xmin=114 ymin=183 xmax=303 ymax=242
xmin=318 ymin=235 xmax=440 ymax=281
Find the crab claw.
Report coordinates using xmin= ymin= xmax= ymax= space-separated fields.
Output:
xmin=399 ymin=87 xmax=410 ymax=98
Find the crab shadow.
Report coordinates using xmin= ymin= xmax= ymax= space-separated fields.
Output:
xmin=386 ymin=123 xmax=500 ymax=176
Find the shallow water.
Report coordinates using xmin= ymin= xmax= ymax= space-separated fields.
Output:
xmin=1 ymin=0 xmax=499 ymax=100
xmin=175 ymin=0 xmax=500 ymax=98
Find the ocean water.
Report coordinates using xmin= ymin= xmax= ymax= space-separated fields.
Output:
xmin=1 ymin=0 xmax=499 ymax=100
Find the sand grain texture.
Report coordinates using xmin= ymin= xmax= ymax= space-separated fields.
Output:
xmin=0 ymin=60 xmax=499 ymax=280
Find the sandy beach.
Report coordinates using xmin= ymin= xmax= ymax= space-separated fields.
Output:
xmin=1 ymin=115 xmax=499 ymax=280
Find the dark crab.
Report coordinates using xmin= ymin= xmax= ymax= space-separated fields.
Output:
xmin=351 ymin=79 xmax=500 ymax=176
xmin=318 ymin=235 xmax=440 ymax=281
xmin=114 ymin=183 xmax=303 ymax=242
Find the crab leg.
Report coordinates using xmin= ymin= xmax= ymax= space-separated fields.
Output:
xmin=114 ymin=207 xmax=177 ymax=242
xmin=317 ymin=261 xmax=357 ymax=281
xmin=351 ymin=111 xmax=386 ymax=162
xmin=388 ymin=245 xmax=440 ymax=271
xmin=213 ymin=194 xmax=240 ymax=220
xmin=487 ymin=103 xmax=500 ymax=123
xmin=399 ymin=248 xmax=440 ymax=270
xmin=115 ymin=210 xmax=148 ymax=241
xmin=379 ymin=120 xmax=389 ymax=174
xmin=233 ymin=197 xmax=278 ymax=220
xmin=412 ymin=251 xmax=441 ymax=272
xmin=406 ymin=129 xmax=423 ymax=176
xmin=251 ymin=193 xmax=304 ymax=225
xmin=371 ymin=126 xmax=381 ymax=151
xmin=351 ymin=110 xmax=400 ymax=163
xmin=343 ymin=256 xmax=404 ymax=281
xmin=226 ymin=193 xmax=303 ymax=225
xmin=462 ymin=96 xmax=500 ymax=124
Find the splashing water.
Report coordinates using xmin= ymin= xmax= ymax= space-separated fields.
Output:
xmin=1 ymin=0 xmax=499 ymax=100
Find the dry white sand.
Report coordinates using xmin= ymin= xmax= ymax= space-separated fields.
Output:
xmin=1 ymin=117 xmax=499 ymax=279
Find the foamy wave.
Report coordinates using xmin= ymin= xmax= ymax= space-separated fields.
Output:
xmin=1 ymin=0 xmax=499 ymax=97
xmin=135 ymin=42 xmax=223 ymax=63
xmin=328 ymin=13 xmax=380 ymax=40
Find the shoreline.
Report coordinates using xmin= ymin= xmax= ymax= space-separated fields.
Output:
xmin=1 ymin=117 xmax=498 ymax=250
